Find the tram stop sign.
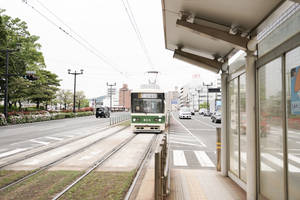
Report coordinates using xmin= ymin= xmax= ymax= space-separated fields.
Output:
xmin=208 ymin=88 xmax=221 ymax=93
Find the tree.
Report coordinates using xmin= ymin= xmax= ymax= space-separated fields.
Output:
xmin=28 ymin=70 xmax=60 ymax=109
xmin=75 ymin=91 xmax=86 ymax=109
xmin=199 ymin=102 xmax=209 ymax=109
xmin=0 ymin=9 xmax=48 ymax=109
xmin=57 ymin=89 xmax=72 ymax=110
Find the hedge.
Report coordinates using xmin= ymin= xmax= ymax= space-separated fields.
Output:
xmin=0 ymin=111 xmax=93 ymax=126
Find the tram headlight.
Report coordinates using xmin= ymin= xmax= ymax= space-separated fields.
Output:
xmin=133 ymin=118 xmax=136 ymax=122
xmin=158 ymin=118 xmax=162 ymax=122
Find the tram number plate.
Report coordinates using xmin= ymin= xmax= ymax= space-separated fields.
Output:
xmin=139 ymin=93 xmax=158 ymax=98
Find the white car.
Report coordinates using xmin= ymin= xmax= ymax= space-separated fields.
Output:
xmin=179 ymin=108 xmax=192 ymax=119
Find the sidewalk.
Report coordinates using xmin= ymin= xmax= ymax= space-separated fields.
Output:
xmin=168 ymin=169 xmax=246 ymax=200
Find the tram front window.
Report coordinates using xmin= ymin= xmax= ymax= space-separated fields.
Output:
xmin=132 ymin=99 xmax=163 ymax=113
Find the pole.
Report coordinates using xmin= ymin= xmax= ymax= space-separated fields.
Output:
xmin=68 ymin=69 xmax=84 ymax=113
xmin=73 ymin=72 xmax=76 ymax=113
xmin=107 ymin=82 xmax=116 ymax=112
xmin=4 ymin=51 xmax=9 ymax=119
xmin=203 ymin=82 xmax=213 ymax=113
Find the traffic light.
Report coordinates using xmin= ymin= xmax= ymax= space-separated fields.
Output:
xmin=24 ymin=74 xmax=38 ymax=80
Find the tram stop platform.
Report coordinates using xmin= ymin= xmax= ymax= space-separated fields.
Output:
xmin=135 ymin=167 xmax=246 ymax=200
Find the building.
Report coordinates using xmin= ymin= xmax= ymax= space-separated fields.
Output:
xmin=161 ymin=1 xmax=300 ymax=199
xmin=166 ymin=88 xmax=179 ymax=111
xmin=119 ymin=84 xmax=131 ymax=110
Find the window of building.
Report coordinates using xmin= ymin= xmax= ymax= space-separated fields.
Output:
xmin=286 ymin=46 xmax=300 ymax=200
xmin=228 ymin=73 xmax=247 ymax=182
xmin=258 ymin=57 xmax=284 ymax=200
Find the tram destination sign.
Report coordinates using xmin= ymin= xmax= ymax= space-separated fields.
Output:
xmin=138 ymin=93 xmax=158 ymax=98
xmin=208 ymin=88 xmax=221 ymax=93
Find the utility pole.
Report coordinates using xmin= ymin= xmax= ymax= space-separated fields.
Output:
xmin=107 ymin=82 xmax=116 ymax=112
xmin=196 ymin=88 xmax=201 ymax=111
xmin=1 ymin=45 xmax=21 ymax=119
xmin=191 ymin=93 xmax=195 ymax=111
xmin=203 ymin=82 xmax=213 ymax=113
xmin=68 ymin=69 xmax=83 ymax=113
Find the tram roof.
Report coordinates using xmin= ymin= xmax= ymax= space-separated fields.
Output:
xmin=161 ymin=0 xmax=293 ymax=73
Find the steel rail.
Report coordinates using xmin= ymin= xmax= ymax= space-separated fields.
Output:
xmin=51 ymin=134 xmax=138 ymax=200
xmin=0 ymin=121 xmax=110 ymax=168
xmin=124 ymin=134 xmax=159 ymax=200
xmin=0 ymin=126 xmax=128 ymax=191
xmin=0 ymin=116 xmax=128 ymax=169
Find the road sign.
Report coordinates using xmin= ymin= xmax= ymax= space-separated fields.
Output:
xmin=208 ymin=88 xmax=221 ymax=93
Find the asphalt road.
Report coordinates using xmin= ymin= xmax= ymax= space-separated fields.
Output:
xmin=169 ymin=112 xmax=221 ymax=169
xmin=0 ymin=112 xmax=127 ymax=159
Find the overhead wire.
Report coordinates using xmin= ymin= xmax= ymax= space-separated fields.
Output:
xmin=22 ymin=0 xmax=125 ymax=75
xmin=120 ymin=0 xmax=154 ymax=69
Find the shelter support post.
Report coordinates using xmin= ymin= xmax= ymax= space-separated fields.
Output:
xmin=245 ymin=51 xmax=257 ymax=200
xmin=221 ymin=72 xmax=228 ymax=176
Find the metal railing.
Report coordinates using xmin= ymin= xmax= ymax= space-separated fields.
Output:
xmin=109 ymin=112 xmax=131 ymax=126
xmin=155 ymin=134 xmax=170 ymax=200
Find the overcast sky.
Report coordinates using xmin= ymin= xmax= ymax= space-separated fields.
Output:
xmin=1 ymin=0 xmax=218 ymax=98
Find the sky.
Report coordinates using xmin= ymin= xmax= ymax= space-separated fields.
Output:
xmin=0 ymin=0 xmax=218 ymax=98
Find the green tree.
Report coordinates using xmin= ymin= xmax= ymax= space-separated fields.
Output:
xmin=57 ymin=89 xmax=72 ymax=110
xmin=28 ymin=70 xmax=60 ymax=109
xmin=199 ymin=102 xmax=209 ymax=109
xmin=0 ymin=9 xmax=46 ymax=108
xmin=75 ymin=91 xmax=86 ymax=109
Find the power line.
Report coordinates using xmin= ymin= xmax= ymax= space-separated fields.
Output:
xmin=120 ymin=0 xmax=154 ymax=68
xmin=22 ymin=0 xmax=124 ymax=75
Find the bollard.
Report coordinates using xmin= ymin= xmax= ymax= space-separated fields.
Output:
xmin=216 ymin=127 xmax=221 ymax=171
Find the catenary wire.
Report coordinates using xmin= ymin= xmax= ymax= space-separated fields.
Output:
xmin=120 ymin=0 xmax=154 ymax=69
xmin=22 ymin=0 xmax=125 ymax=75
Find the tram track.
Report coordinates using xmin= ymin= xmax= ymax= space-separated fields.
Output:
xmin=0 ymin=118 xmax=129 ymax=169
xmin=124 ymin=133 xmax=159 ymax=200
xmin=0 ymin=125 xmax=129 ymax=191
xmin=51 ymin=133 xmax=139 ymax=200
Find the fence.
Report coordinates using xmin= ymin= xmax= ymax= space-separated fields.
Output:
xmin=155 ymin=134 xmax=170 ymax=200
xmin=109 ymin=112 xmax=131 ymax=125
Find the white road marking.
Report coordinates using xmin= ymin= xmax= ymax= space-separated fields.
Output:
xmin=45 ymin=136 xmax=63 ymax=141
xmin=172 ymin=114 xmax=207 ymax=147
xmin=194 ymin=118 xmax=216 ymax=128
xmin=173 ymin=150 xmax=187 ymax=166
xmin=262 ymin=153 xmax=300 ymax=173
xmin=194 ymin=151 xmax=215 ymax=167
xmin=188 ymin=129 xmax=215 ymax=131
xmin=78 ymin=155 xmax=93 ymax=161
xmin=0 ymin=148 xmax=28 ymax=158
xmin=23 ymin=159 xmax=40 ymax=165
xmin=49 ymin=149 xmax=69 ymax=156
xmin=29 ymin=139 xmax=50 ymax=145
xmin=170 ymin=141 xmax=200 ymax=146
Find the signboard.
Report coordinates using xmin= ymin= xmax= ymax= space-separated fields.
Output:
xmin=291 ymin=66 xmax=300 ymax=115
xmin=171 ymin=100 xmax=178 ymax=104
xmin=138 ymin=93 xmax=158 ymax=99
xmin=208 ymin=88 xmax=221 ymax=93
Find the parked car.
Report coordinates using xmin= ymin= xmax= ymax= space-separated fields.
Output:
xmin=203 ymin=110 xmax=211 ymax=116
xmin=179 ymin=107 xmax=192 ymax=119
xmin=191 ymin=110 xmax=195 ymax=115
xmin=199 ymin=108 xmax=206 ymax=115
xmin=211 ymin=111 xmax=221 ymax=123
xmin=96 ymin=107 xmax=110 ymax=118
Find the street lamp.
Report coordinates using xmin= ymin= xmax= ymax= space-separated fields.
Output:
xmin=68 ymin=69 xmax=84 ymax=113
xmin=1 ymin=44 xmax=21 ymax=119
xmin=107 ymin=82 xmax=116 ymax=112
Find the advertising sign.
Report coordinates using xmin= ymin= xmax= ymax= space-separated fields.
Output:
xmin=291 ymin=66 xmax=300 ymax=115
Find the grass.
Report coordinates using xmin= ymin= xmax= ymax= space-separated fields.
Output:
xmin=0 ymin=170 xmax=34 ymax=189
xmin=60 ymin=171 xmax=136 ymax=200
xmin=0 ymin=170 xmax=83 ymax=200
xmin=120 ymin=120 xmax=131 ymax=126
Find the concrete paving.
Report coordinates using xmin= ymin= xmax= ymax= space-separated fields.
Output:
xmin=49 ymin=128 xmax=133 ymax=171
xmin=98 ymin=133 xmax=154 ymax=172
xmin=4 ymin=126 xmax=124 ymax=170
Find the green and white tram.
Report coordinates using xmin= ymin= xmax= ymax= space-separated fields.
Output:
xmin=131 ymin=89 xmax=166 ymax=133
